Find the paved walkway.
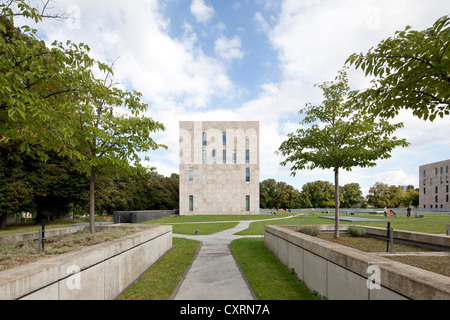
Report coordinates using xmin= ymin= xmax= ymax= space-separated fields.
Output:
xmin=170 ymin=215 xmax=298 ymax=300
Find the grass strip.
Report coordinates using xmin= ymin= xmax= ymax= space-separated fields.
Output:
xmin=230 ymin=237 xmax=319 ymax=300
xmin=235 ymin=212 xmax=450 ymax=235
xmin=118 ymin=237 xmax=200 ymax=300
xmin=171 ymin=222 xmax=239 ymax=235
xmin=142 ymin=213 xmax=292 ymax=224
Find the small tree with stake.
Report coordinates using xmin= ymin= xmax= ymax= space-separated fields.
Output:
xmin=277 ymin=69 xmax=409 ymax=238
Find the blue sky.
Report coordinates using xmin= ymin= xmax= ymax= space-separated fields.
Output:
xmin=23 ymin=0 xmax=450 ymax=196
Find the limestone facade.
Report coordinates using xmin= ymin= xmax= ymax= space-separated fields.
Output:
xmin=419 ymin=159 xmax=450 ymax=209
xmin=179 ymin=121 xmax=260 ymax=215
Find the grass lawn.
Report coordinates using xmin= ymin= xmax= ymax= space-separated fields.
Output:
xmin=170 ymin=222 xmax=239 ymax=235
xmin=230 ymin=237 xmax=320 ymax=300
xmin=118 ymin=237 xmax=200 ymax=300
xmin=142 ymin=213 xmax=292 ymax=224
xmin=235 ymin=211 xmax=450 ymax=235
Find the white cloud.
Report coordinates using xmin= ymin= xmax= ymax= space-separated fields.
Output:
xmin=190 ymin=0 xmax=215 ymax=23
xmin=254 ymin=12 xmax=270 ymax=33
xmin=42 ymin=0 xmax=236 ymax=110
xmin=240 ymin=0 xmax=450 ymax=194
xmin=24 ymin=0 xmax=450 ymax=191
xmin=214 ymin=35 xmax=244 ymax=62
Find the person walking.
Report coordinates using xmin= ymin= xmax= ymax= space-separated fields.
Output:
xmin=407 ymin=206 xmax=412 ymax=218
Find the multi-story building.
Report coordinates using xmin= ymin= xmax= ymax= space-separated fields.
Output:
xmin=419 ymin=159 xmax=450 ymax=209
xmin=179 ymin=121 xmax=260 ymax=215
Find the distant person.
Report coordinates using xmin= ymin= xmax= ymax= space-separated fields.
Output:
xmin=384 ymin=207 xmax=387 ymax=217
xmin=407 ymin=206 xmax=412 ymax=218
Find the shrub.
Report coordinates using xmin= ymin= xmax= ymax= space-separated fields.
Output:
xmin=298 ymin=226 xmax=320 ymax=236
xmin=347 ymin=226 xmax=367 ymax=237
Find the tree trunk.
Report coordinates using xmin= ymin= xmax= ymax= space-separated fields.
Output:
xmin=0 ymin=213 xmax=6 ymax=230
xmin=89 ymin=166 xmax=96 ymax=235
xmin=334 ymin=167 xmax=340 ymax=238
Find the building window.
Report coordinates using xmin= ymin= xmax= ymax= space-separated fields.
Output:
xmin=246 ymin=168 xmax=250 ymax=182
xmin=441 ymin=167 xmax=444 ymax=174
xmin=246 ymin=150 xmax=250 ymax=164
xmin=423 ymin=178 xmax=426 ymax=185
xmin=435 ymin=195 xmax=438 ymax=203
xmin=424 ymin=188 xmax=426 ymax=195
xmin=202 ymin=150 xmax=207 ymax=163
xmin=447 ymin=195 xmax=449 ymax=203
xmin=232 ymin=150 xmax=236 ymax=164
xmin=436 ymin=186 xmax=438 ymax=193
xmin=202 ymin=132 xmax=207 ymax=146
xmin=212 ymin=149 xmax=216 ymax=164
xmin=423 ymin=169 xmax=426 ymax=177
xmin=435 ymin=168 xmax=438 ymax=175
xmin=246 ymin=195 xmax=250 ymax=211
xmin=430 ymin=177 xmax=432 ymax=184
xmin=447 ymin=166 xmax=449 ymax=174
xmin=189 ymin=195 xmax=194 ymax=212
xmin=189 ymin=167 xmax=193 ymax=182
xmin=222 ymin=132 xmax=226 ymax=146
xmin=223 ymin=150 xmax=226 ymax=164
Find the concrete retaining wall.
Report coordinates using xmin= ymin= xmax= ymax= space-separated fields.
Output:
xmin=0 ymin=226 xmax=87 ymax=243
xmin=0 ymin=225 xmax=172 ymax=300
xmin=264 ymin=225 xmax=450 ymax=300
xmin=113 ymin=210 xmax=177 ymax=224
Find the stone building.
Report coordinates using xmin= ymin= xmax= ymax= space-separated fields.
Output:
xmin=179 ymin=121 xmax=260 ymax=215
xmin=419 ymin=159 xmax=450 ymax=209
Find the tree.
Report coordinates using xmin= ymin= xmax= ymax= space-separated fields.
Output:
xmin=278 ymin=69 xmax=409 ymax=237
xmin=0 ymin=141 xmax=89 ymax=228
xmin=340 ymin=183 xmax=364 ymax=208
xmin=260 ymin=179 xmax=278 ymax=209
xmin=96 ymin=171 xmax=179 ymax=214
xmin=72 ymin=66 xmax=167 ymax=234
xmin=1 ymin=1 xmax=107 ymax=160
xmin=299 ymin=181 xmax=336 ymax=208
xmin=346 ymin=15 xmax=450 ymax=121
xmin=403 ymin=188 xmax=419 ymax=208
xmin=259 ymin=179 xmax=301 ymax=209
xmin=1 ymin=2 xmax=167 ymax=233
xmin=367 ymin=183 xmax=418 ymax=208
xmin=0 ymin=141 xmax=33 ymax=228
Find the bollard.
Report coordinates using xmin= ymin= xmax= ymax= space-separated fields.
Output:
xmin=390 ymin=228 xmax=394 ymax=253
xmin=41 ymin=219 xmax=45 ymax=251
xmin=386 ymin=222 xmax=390 ymax=252
xmin=38 ymin=229 xmax=42 ymax=254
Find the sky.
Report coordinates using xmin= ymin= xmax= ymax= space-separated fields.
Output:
xmin=20 ymin=0 xmax=450 ymax=196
